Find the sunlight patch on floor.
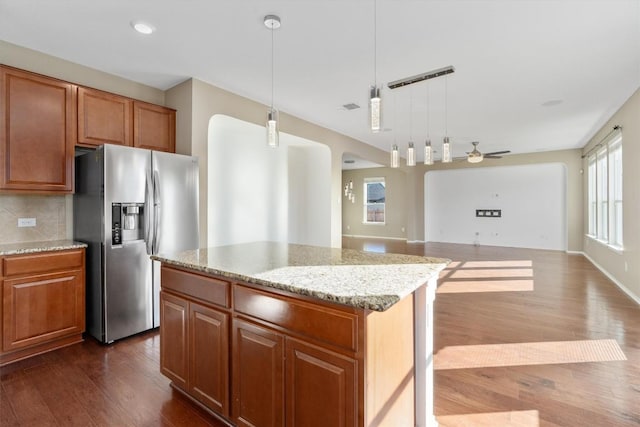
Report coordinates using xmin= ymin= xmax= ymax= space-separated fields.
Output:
xmin=450 ymin=268 xmax=534 ymax=279
xmin=438 ymin=410 xmax=539 ymax=427
xmin=434 ymin=339 xmax=626 ymax=370
xmin=463 ymin=260 xmax=533 ymax=268
xmin=437 ymin=279 xmax=534 ymax=294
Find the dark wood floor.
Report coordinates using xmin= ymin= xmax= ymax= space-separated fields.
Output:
xmin=1 ymin=239 xmax=638 ymax=426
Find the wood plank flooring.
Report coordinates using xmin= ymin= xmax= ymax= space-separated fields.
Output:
xmin=1 ymin=239 xmax=638 ymax=426
xmin=343 ymin=238 xmax=640 ymax=427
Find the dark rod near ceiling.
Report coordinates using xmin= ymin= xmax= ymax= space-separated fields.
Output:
xmin=387 ymin=65 xmax=455 ymax=90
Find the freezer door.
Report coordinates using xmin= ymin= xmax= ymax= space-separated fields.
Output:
xmin=103 ymin=145 xmax=154 ymax=342
xmin=151 ymin=151 xmax=199 ymax=327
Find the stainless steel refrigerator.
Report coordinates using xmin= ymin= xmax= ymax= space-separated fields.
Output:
xmin=74 ymin=144 xmax=199 ymax=343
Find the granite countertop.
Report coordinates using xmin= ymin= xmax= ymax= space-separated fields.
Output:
xmin=0 ymin=240 xmax=88 ymax=256
xmin=152 ymin=241 xmax=450 ymax=311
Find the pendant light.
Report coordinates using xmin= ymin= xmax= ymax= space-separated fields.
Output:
xmin=442 ymin=76 xmax=452 ymax=163
xmin=424 ymin=83 xmax=434 ymax=165
xmin=406 ymin=88 xmax=415 ymax=166
xmin=369 ymin=0 xmax=382 ymax=132
xmin=344 ymin=180 xmax=355 ymax=203
xmin=265 ymin=15 xmax=281 ymax=148
xmin=390 ymin=144 xmax=399 ymax=168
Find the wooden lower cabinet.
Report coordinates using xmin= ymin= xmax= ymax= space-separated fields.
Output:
xmin=160 ymin=265 xmax=422 ymax=427
xmin=231 ymin=318 xmax=357 ymax=427
xmin=160 ymin=290 xmax=230 ymax=417
xmin=285 ymin=338 xmax=356 ymax=427
xmin=0 ymin=248 xmax=86 ymax=366
xmin=232 ymin=319 xmax=284 ymax=427
xmin=160 ymin=291 xmax=189 ymax=389
xmin=191 ymin=302 xmax=229 ymax=415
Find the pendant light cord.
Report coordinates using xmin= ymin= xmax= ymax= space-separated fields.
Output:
xmin=445 ymin=76 xmax=448 ymax=136
xmin=270 ymin=24 xmax=274 ymax=110
xmin=426 ymin=84 xmax=430 ymax=139
xmin=373 ymin=0 xmax=377 ymax=85
xmin=409 ymin=88 xmax=413 ymax=141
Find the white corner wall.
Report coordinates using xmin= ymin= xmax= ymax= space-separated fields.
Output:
xmin=425 ymin=163 xmax=567 ymax=250
xmin=207 ymin=115 xmax=331 ymax=247
xmin=288 ymin=145 xmax=332 ymax=247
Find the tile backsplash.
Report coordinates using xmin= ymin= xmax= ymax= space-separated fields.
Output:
xmin=0 ymin=195 xmax=69 ymax=244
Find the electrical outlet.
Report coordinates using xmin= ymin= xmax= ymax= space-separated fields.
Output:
xmin=18 ymin=217 xmax=36 ymax=227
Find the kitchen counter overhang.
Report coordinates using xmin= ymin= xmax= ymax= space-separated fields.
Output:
xmin=151 ymin=241 xmax=449 ymax=312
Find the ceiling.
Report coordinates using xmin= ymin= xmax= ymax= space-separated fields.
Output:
xmin=2 ymin=0 xmax=639 ymax=162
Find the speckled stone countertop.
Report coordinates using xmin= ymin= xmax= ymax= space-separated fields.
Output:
xmin=152 ymin=242 xmax=449 ymax=311
xmin=0 ymin=240 xmax=87 ymax=256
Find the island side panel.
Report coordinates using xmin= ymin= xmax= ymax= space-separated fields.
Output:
xmin=364 ymin=293 xmax=415 ymax=427
xmin=414 ymin=278 xmax=438 ymax=427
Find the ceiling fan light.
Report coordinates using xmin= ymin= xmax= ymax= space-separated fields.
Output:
xmin=467 ymin=153 xmax=483 ymax=163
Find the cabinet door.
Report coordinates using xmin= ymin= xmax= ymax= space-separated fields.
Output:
xmin=133 ymin=101 xmax=175 ymax=152
xmin=160 ymin=291 xmax=188 ymax=390
xmin=0 ymin=66 xmax=75 ymax=192
xmin=77 ymin=87 xmax=132 ymax=147
xmin=2 ymin=270 xmax=84 ymax=351
xmin=232 ymin=319 xmax=284 ymax=427
xmin=190 ymin=302 xmax=229 ymax=416
xmin=285 ymin=338 xmax=357 ymax=427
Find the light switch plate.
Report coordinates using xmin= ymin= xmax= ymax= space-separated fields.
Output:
xmin=18 ymin=217 xmax=36 ymax=227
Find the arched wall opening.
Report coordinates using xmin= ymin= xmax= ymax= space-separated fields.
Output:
xmin=207 ymin=114 xmax=331 ymax=247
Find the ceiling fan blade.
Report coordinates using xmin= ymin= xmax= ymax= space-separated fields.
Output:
xmin=484 ymin=150 xmax=511 ymax=156
xmin=484 ymin=155 xmax=503 ymax=159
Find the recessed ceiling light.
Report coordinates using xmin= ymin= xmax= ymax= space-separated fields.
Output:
xmin=131 ymin=21 xmax=155 ymax=35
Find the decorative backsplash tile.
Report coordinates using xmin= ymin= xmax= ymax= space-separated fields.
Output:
xmin=0 ymin=195 xmax=68 ymax=244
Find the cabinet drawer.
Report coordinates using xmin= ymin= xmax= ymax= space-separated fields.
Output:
xmin=161 ymin=266 xmax=229 ymax=308
xmin=3 ymin=250 xmax=84 ymax=277
xmin=234 ymin=285 xmax=358 ymax=353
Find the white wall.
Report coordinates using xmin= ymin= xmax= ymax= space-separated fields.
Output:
xmin=425 ymin=163 xmax=567 ymax=250
xmin=207 ymin=115 xmax=331 ymax=247
xmin=288 ymin=145 xmax=332 ymax=247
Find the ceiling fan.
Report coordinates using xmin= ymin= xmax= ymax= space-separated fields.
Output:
xmin=458 ymin=141 xmax=511 ymax=163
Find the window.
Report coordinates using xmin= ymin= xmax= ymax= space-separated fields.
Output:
xmin=587 ymin=132 xmax=623 ymax=248
xmin=364 ymin=177 xmax=385 ymax=223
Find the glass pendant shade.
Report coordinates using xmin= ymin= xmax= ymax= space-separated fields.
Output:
xmin=424 ymin=140 xmax=434 ymax=165
xmin=406 ymin=142 xmax=416 ymax=166
xmin=390 ymin=144 xmax=399 ymax=168
xmin=442 ymin=136 xmax=452 ymax=163
xmin=369 ymin=86 xmax=382 ymax=132
xmin=266 ymin=109 xmax=279 ymax=148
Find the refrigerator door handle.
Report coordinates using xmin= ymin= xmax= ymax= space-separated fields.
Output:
xmin=152 ymin=170 xmax=161 ymax=254
xmin=144 ymin=170 xmax=154 ymax=255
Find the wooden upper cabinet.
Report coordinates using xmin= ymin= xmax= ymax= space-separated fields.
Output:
xmin=133 ymin=101 xmax=175 ymax=153
xmin=0 ymin=66 xmax=75 ymax=193
xmin=77 ymin=87 xmax=132 ymax=147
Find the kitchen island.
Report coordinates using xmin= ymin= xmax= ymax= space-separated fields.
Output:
xmin=152 ymin=242 xmax=448 ymax=427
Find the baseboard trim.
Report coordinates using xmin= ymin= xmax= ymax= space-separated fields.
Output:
xmin=342 ymin=234 xmax=407 ymax=241
xmin=407 ymin=240 xmax=426 ymax=244
xmin=580 ymin=252 xmax=640 ymax=306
